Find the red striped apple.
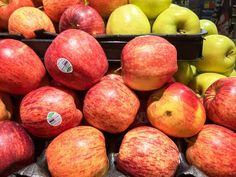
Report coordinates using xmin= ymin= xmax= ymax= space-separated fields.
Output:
xmin=147 ymin=82 xmax=206 ymax=138
xmin=46 ymin=126 xmax=109 ymax=177
xmin=186 ymin=124 xmax=236 ymax=177
xmin=117 ymin=126 xmax=180 ymax=177
xmin=0 ymin=39 xmax=46 ymax=95
xmin=20 ymin=86 xmax=83 ymax=138
xmin=0 ymin=121 xmax=34 ymax=177
xmin=204 ymin=77 xmax=236 ymax=131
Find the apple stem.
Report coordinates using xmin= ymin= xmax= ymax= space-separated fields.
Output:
xmin=37 ymin=6 xmax=44 ymax=10
xmin=84 ymin=0 xmax=89 ymax=6
xmin=114 ymin=67 xmax=122 ymax=74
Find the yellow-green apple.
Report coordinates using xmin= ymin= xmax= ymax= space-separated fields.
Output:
xmin=44 ymin=29 xmax=108 ymax=90
xmin=106 ymin=4 xmax=151 ymax=35
xmin=20 ymin=86 xmax=83 ymax=138
xmin=121 ymin=35 xmax=177 ymax=91
xmin=0 ymin=39 xmax=46 ymax=95
xmin=129 ymin=0 xmax=171 ymax=20
xmin=189 ymin=72 xmax=226 ymax=96
xmin=147 ymin=82 xmax=206 ymax=138
xmin=186 ymin=124 xmax=236 ymax=177
xmin=0 ymin=121 xmax=34 ymax=177
xmin=152 ymin=4 xmax=200 ymax=34
xmin=0 ymin=0 xmax=34 ymax=30
xmin=200 ymin=19 xmax=218 ymax=35
xmin=229 ymin=69 xmax=236 ymax=77
xmin=174 ymin=61 xmax=195 ymax=85
xmin=46 ymin=126 xmax=109 ymax=177
xmin=195 ymin=34 xmax=236 ymax=76
xmin=117 ymin=126 xmax=180 ymax=177
xmin=83 ymin=79 xmax=140 ymax=133
xmin=0 ymin=92 xmax=12 ymax=121
xmin=8 ymin=7 xmax=55 ymax=38
xmin=204 ymin=77 xmax=236 ymax=131
xmin=59 ymin=4 xmax=105 ymax=35
xmin=88 ymin=0 xmax=128 ymax=19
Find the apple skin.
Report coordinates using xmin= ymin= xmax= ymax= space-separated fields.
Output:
xmin=195 ymin=35 xmax=236 ymax=76
xmin=229 ymin=69 xmax=236 ymax=77
xmin=129 ymin=0 xmax=171 ymax=20
xmin=117 ymin=126 xmax=180 ymax=177
xmin=46 ymin=126 xmax=109 ymax=177
xmin=0 ymin=0 xmax=34 ymax=30
xmin=59 ymin=4 xmax=105 ymax=35
xmin=44 ymin=29 xmax=108 ymax=91
xmin=88 ymin=0 xmax=128 ymax=18
xmin=152 ymin=4 xmax=200 ymax=34
xmin=0 ymin=39 xmax=46 ymax=95
xmin=20 ymin=86 xmax=83 ymax=138
xmin=121 ymin=35 xmax=177 ymax=91
xmin=0 ymin=121 xmax=35 ymax=177
xmin=200 ymin=19 xmax=218 ymax=35
xmin=83 ymin=79 xmax=140 ymax=133
xmin=8 ymin=7 xmax=55 ymax=39
xmin=186 ymin=124 xmax=236 ymax=177
xmin=0 ymin=92 xmax=12 ymax=121
xmin=204 ymin=77 xmax=236 ymax=131
xmin=174 ymin=61 xmax=195 ymax=85
xmin=106 ymin=4 xmax=151 ymax=35
xmin=147 ymin=82 xmax=206 ymax=138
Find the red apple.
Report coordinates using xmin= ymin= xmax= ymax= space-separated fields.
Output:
xmin=46 ymin=126 xmax=109 ymax=177
xmin=20 ymin=86 xmax=83 ymax=138
xmin=117 ymin=126 xmax=180 ymax=177
xmin=59 ymin=4 xmax=105 ymax=35
xmin=101 ymin=73 xmax=124 ymax=83
xmin=121 ymin=35 xmax=178 ymax=91
xmin=186 ymin=124 xmax=236 ymax=177
xmin=8 ymin=7 xmax=55 ymax=39
xmin=0 ymin=92 xmax=12 ymax=121
xmin=0 ymin=0 xmax=34 ymax=30
xmin=0 ymin=39 xmax=46 ymax=95
xmin=88 ymin=0 xmax=128 ymax=18
xmin=83 ymin=79 xmax=140 ymax=133
xmin=204 ymin=77 xmax=236 ymax=131
xmin=44 ymin=29 xmax=108 ymax=91
xmin=147 ymin=82 xmax=206 ymax=138
xmin=0 ymin=120 xmax=34 ymax=177
xmin=42 ymin=0 xmax=83 ymax=22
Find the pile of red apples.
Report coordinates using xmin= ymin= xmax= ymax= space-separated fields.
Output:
xmin=0 ymin=1 xmax=236 ymax=177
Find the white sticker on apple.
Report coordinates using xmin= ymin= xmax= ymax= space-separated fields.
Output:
xmin=47 ymin=112 xmax=62 ymax=126
xmin=57 ymin=58 xmax=73 ymax=73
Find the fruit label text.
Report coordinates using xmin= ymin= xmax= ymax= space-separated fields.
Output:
xmin=47 ymin=112 xmax=62 ymax=126
xmin=57 ymin=58 xmax=73 ymax=73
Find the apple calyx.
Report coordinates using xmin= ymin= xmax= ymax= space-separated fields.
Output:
xmin=1 ymin=0 xmax=9 ymax=5
xmin=164 ymin=110 xmax=172 ymax=117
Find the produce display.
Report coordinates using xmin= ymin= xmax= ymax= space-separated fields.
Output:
xmin=0 ymin=0 xmax=236 ymax=177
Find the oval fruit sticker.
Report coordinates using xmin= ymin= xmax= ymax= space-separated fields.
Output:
xmin=47 ymin=112 xmax=62 ymax=126
xmin=57 ymin=58 xmax=73 ymax=73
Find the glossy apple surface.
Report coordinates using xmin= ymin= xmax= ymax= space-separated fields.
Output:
xmin=83 ymin=79 xmax=140 ymax=133
xmin=0 ymin=121 xmax=34 ymax=177
xmin=186 ymin=124 xmax=236 ymax=177
xmin=204 ymin=77 xmax=236 ymax=131
xmin=44 ymin=29 xmax=108 ymax=90
xmin=117 ymin=126 xmax=180 ymax=177
xmin=0 ymin=39 xmax=46 ymax=95
xmin=20 ymin=86 xmax=83 ymax=138
xmin=121 ymin=35 xmax=177 ymax=91
xmin=46 ymin=126 xmax=109 ymax=177
xmin=200 ymin=19 xmax=218 ymax=35
xmin=147 ymin=82 xmax=206 ymax=138
xmin=59 ymin=4 xmax=105 ymax=35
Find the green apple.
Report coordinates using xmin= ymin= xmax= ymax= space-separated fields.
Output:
xmin=174 ymin=61 xmax=195 ymax=85
xmin=195 ymin=34 xmax=236 ymax=76
xmin=152 ymin=4 xmax=200 ymax=34
xmin=106 ymin=4 xmax=151 ymax=35
xmin=229 ymin=69 xmax=236 ymax=77
xmin=200 ymin=19 xmax=218 ymax=35
xmin=129 ymin=0 xmax=171 ymax=20
xmin=189 ymin=73 xmax=226 ymax=96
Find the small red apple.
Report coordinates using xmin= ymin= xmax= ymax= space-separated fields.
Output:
xmin=0 ymin=39 xmax=46 ymax=95
xmin=0 ymin=0 xmax=34 ymax=30
xmin=44 ymin=29 xmax=108 ymax=91
xmin=59 ymin=4 xmax=105 ymax=35
xmin=186 ymin=124 xmax=236 ymax=177
xmin=121 ymin=35 xmax=178 ymax=91
xmin=20 ymin=86 xmax=83 ymax=138
xmin=204 ymin=77 xmax=236 ymax=131
xmin=147 ymin=82 xmax=206 ymax=138
xmin=83 ymin=79 xmax=140 ymax=133
xmin=0 ymin=120 xmax=34 ymax=177
xmin=117 ymin=126 xmax=180 ymax=177
xmin=46 ymin=126 xmax=109 ymax=177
